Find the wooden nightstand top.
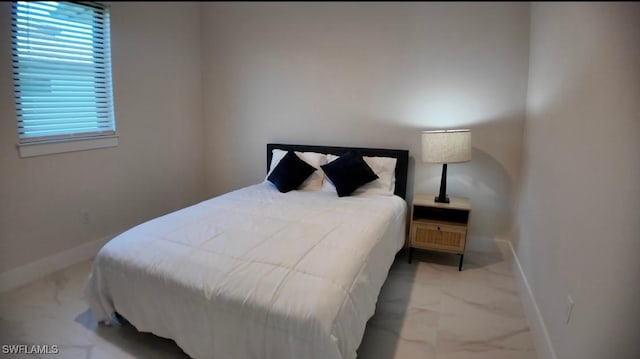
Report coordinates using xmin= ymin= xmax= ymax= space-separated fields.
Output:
xmin=413 ymin=193 xmax=471 ymax=211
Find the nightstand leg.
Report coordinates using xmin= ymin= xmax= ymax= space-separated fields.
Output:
xmin=409 ymin=248 xmax=413 ymax=264
xmin=458 ymin=253 xmax=464 ymax=271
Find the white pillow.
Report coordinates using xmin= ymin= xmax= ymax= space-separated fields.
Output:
xmin=266 ymin=149 xmax=327 ymax=191
xmin=321 ymin=154 xmax=397 ymax=196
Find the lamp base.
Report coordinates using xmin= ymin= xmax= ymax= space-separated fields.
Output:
xmin=435 ymin=163 xmax=450 ymax=204
xmin=434 ymin=194 xmax=450 ymax=204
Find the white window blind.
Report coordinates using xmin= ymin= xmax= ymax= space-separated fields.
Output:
xmin=11 ymin=1 xmax=115 ymax=144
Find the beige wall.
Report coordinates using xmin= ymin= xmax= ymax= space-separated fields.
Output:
xmin=202 ymin=2 xmax=530 ymax=248
xmin=519 ymin=3 xmax=640 ymax=358
xmin=0 ymin=2 xmax=206 ymax=272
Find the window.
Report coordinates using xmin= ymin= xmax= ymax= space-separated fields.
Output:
xmin=11 ymin=1 xmax=117 ymax=157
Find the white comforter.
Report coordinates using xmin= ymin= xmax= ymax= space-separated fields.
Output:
xmin=85 ymin=183 xmax=406 ymax=359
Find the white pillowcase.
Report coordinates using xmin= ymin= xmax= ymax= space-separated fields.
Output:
xmin=321 ymin=154 xmax=397 ymax=196
xmin=266 ymin=149 xmax=327 ymax=191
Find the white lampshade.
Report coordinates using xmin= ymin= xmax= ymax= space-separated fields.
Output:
xmin=422 ymin=129 xmax=471 ymax=163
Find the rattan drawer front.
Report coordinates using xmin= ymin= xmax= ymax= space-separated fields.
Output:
xmin=411 ymin=222 xmax=466 ymax=253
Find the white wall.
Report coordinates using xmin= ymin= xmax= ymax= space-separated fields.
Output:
xmin=202 ymin=2 xmax=530 ymax=248
xmin=519 ymin=3 xmax=640 ymax=358
xmin=0 ymin=2 xmax=205 ymax=273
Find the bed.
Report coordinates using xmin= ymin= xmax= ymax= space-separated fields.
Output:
xmin=85 ymin=143 xmax=409 ymax=359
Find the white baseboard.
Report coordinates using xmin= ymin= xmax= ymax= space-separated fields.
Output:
xmin=0 ymin=235 xmax=112 ymax=293
xmin=505 ymin=240 xmax=558 ymax=359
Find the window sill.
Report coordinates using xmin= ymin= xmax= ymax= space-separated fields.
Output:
xmin=17 ymin=135 xmax=119 ymax=158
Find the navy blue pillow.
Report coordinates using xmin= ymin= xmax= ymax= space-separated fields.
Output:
xmin=267 ymin=151 xmax=316 ymax=193
xmin=321 ymin=151 xmax=379 ymax=197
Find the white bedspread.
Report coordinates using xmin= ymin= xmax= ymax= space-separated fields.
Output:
xmin=85 ymin=183 xmax=406 ymax=359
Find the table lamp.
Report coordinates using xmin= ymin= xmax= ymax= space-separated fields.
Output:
xmin=421 ymin=129 xmax=471 ymax=203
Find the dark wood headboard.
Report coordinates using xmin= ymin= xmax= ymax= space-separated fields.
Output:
xmin=267 ymin=143 xmax=409 ymax=199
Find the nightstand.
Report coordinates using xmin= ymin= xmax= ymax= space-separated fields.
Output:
xmin=409 ymin=193 xmax=471 ymax=271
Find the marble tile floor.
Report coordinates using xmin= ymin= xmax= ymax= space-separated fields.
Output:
xmin=0 ymin=242 xmax=537 ymax=359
